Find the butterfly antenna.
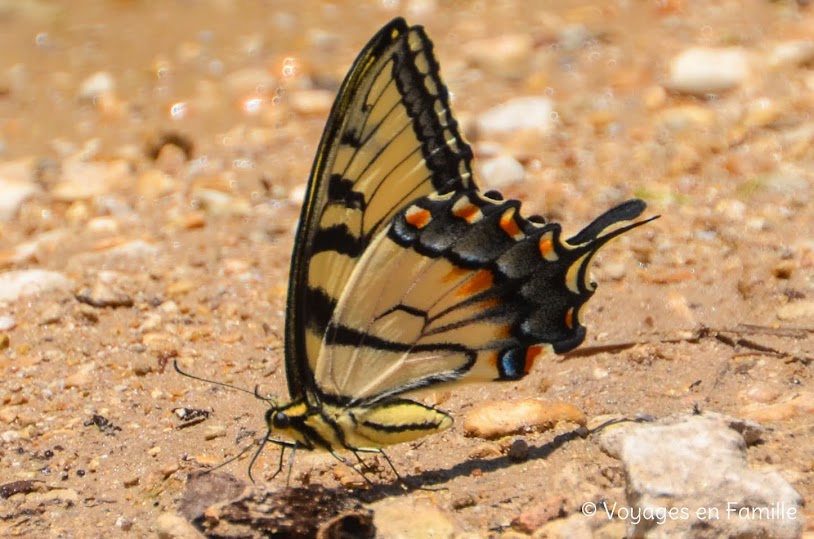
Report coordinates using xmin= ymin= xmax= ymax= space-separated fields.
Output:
xmin=253 ymin=384 xmax=279 ymax=406
xmin=173 ymin=360 xmax=258 ymax=397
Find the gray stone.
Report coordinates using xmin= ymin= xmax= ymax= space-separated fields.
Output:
xmin=600 ymin=414 xmax=802 ymax=538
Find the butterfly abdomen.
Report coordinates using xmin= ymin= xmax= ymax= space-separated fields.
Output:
xmin=273 ymin=399 xmax=453 ymax=451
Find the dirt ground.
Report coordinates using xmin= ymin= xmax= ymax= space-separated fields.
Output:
xmin=1 ymin=1 xmax=814 ymax=537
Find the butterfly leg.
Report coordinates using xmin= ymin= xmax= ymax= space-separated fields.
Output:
xmin=256 ymin=438 xmax=297 ymax=483
xmin=330 ymin=450 xmax=376 ymax=487
xmin=352 ymin=447 xmax=402 ymax=482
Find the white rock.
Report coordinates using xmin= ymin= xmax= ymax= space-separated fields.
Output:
xmin=480 ymin=154 xmax=525 ymax=188
xmin=666 ymin=47 xmax=749 ymax=95
xmin=52 ymin=159 xmax=130 ymax=201
xmin=0 ymin=178 xmax=37 ymax=221
xmin=465 ymin=34 xmax=534 ymax=78
xmin=0 ymin=315 xmax=16 ymax=330
xmin=477 ymin=96 xmax=554 ymax=136
xmin=289 ymin=89 xmax=334 ymax=116
xmin=78 ymin=71 xmax=115 ymax=100
xmin=600 ymin=414 xmax=802 ymax=539
xmin=776 ymin=300 xmax=814 ymax=321
xmin=0 ymin=270 xmax=73 ymax=302
xmin=0 ymin=160 xmax=38 ymax=221
xmin=769 ymin=40 xmax=814 ymax=68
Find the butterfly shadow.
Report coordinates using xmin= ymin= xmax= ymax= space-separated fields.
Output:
xmin=356 ymin=420 xmax=630 ymax=503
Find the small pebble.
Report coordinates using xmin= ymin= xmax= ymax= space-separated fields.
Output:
xmin=0 ymin=176 xmax=38 ymax=221
xmin=64 ymin=363 xmax=95 ymax=389
xmin=465 ymin=34 xmax=533 ymax=78
xmin=511 ymin=496 xmax=565 ymax=534
xmin=289 ymin=89 xmax=334 ymax=116
xmin=451 ymin=493 xmax=477 ymax=510
xmin=776 ymin=300 xmax=814 ymax=321
xmin=52 ymin=159 xmax=130 ymax=201
xmin=131 ymin=358 xmax=155 ymax=376
xmin=772 ymin=260 xmax=794 ymax=279
xmin=0 ymin=270 xmax=73 ymax=302
xmin=78 ymin=71 xmax=115 ymax=101
xmin=468 ymin=443 xmax=502 ymax=459
xmin=0 ymin=315 xmax=16 ymax=331
xmin=741 ymin=383 xmax=781 ymax=404
xmin=480 ymin=155 xmax=525 ymax=188
xmin=333 ymin=464 xmax=368 ymax=489
xmin=742 ymin=392 xmax=814 ymax=423
xmin=122 ymin=475 xmax=140 ymax=488
xmin=463 ymin=399 xmax=586 ymax=440
xmin=203 ymin=424 xmax=227 ymax=440
xmin=477 ymin=97 xmax=554 ymax=136
xmin=115 ymin=516 xmax=134 ymax=531
xmin=75 ymin=281 xmax=134 ymax=308
xmin=39 ymin=488 xmax=79 ymax=504
xmin=506 ymin=439 xmax=529 ymax=462
xmin=665 ymin=47 xmax=749 ymax=95
xmin=136 ymin=169 xmax=176 ymax=199
xmin=0 ymin=406 xmax=18 ymax=424
xmin=768 ymin=40 xmax=814 ymax=68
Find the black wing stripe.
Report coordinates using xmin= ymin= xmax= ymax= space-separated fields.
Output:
xmin=311 ymin=225 xmax=365 ymax=257
xmin=327 ymin=174 xmax=367 ymax=210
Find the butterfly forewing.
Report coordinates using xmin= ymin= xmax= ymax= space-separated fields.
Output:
xmin=286 ymin=18 xmax=476 ymax=398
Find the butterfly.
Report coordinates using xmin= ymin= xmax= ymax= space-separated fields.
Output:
xmin=182 ymin=17 xmax=655 ymax=482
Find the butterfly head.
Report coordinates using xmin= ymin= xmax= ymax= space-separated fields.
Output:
xmin=262 ymin=399 xmax=314 ymax=448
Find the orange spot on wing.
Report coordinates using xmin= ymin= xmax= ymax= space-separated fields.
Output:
xmin=539 ymin=235 xmax=555 ymax=259
xmin=453 ymin=203 xmax=481 ymax=223
xmin=487 ymin=351 xmax=499 ymax=367
xmin=457 ymin=269 xmax=493 ymax=296
xmin=500 ymin=210 xmax=523 ymax=239
xmin=405 ymin=207 xmax=432 ymax=229
xmin=565 ymin=307 xmax=575 ymax=329
xmin=443 ymin=266 xmax=469 ymax=283
xmin=496 ymin=324 xmax=512 ymax=338
xmin=524 ymin=345 xmax=544 ymax=373
xmin=478 ymin=297 xmax=500 ymax=310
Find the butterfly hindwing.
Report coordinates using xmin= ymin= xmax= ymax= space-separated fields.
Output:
xmin=313 ymin=190 xmax=651 ymax=404
xmin=285 ymin=18 xmax=476 ymax=399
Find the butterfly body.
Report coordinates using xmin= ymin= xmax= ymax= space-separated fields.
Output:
xmin=268 ymin=398 xmax=452 ymax=452
xmin=251 ymin=18 xmax=656 ymax=471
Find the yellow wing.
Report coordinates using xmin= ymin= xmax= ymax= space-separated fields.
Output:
xmin=285 ymin=18 xmax=476 ymax=399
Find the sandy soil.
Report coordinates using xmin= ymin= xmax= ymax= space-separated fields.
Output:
xmin=1 ymin=1 xmax=814 ymax=537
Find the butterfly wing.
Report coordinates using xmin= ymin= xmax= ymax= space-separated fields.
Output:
xmin=285 ymin=18 xmax=476 ymax=399
xmin=314 ymin=191 xmax=655 ymax=404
